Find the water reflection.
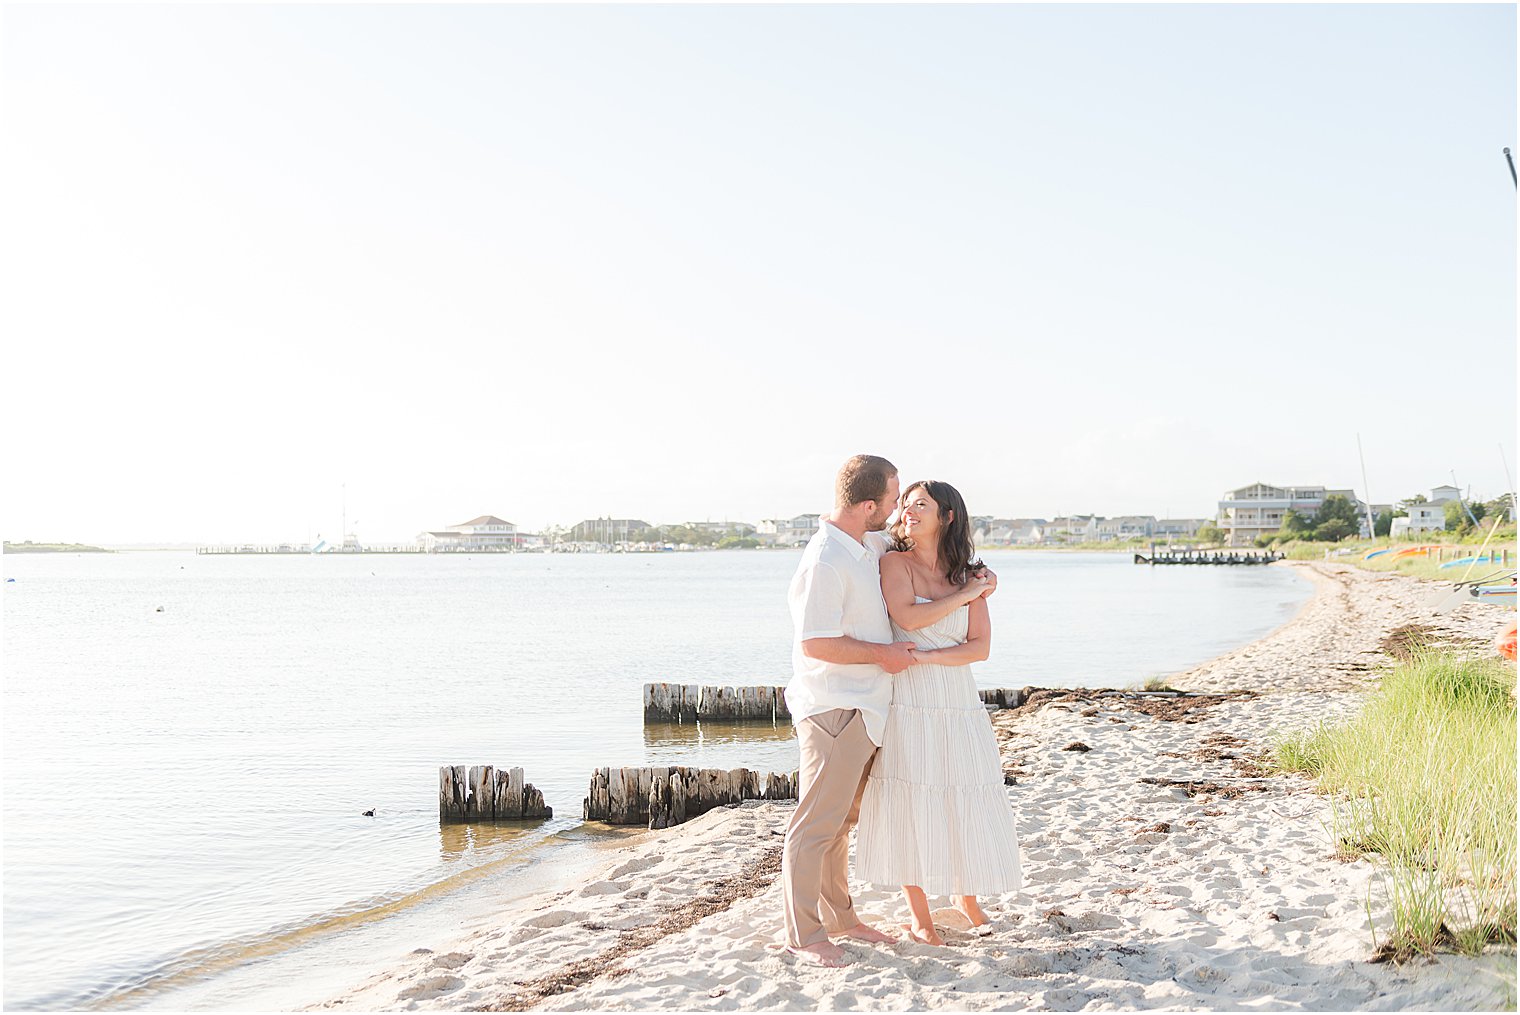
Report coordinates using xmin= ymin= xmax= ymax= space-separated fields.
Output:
xmin=642 ymin=720 xmax=798 ymax=775
xmin=436 ymin=820 xmax=543 ymax=862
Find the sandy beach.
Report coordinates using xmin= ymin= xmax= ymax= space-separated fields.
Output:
xmin=310 ymin=561 xmax=1516 ymax=1012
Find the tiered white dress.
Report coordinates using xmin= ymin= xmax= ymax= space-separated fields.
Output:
xmin=854 ymin=600 xmax=1023 ymax=896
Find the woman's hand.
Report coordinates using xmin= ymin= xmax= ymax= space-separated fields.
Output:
xmin=960 ymin=572 xmax=993 ymax=603
xmin=977 ymin=569 xmax=998 ymax=598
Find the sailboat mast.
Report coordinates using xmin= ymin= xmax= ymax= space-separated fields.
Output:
xmin=1500 ymin=443 xmax=1516 ymax=522
xmin=1450 ymin=471 xmax=1480 ymax=528
xmin=1356 ymin=434 xmax=1377 ymax=538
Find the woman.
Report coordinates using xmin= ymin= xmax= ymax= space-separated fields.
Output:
xmin=854 ymin=480 xmax=1023 ymax=945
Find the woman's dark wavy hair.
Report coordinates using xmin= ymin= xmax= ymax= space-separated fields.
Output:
xmin=889 ymin=479 xmax=984 ymax=586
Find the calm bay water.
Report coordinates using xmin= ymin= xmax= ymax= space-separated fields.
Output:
xmin=3 ymin=549 xmax=1308 ymax=1010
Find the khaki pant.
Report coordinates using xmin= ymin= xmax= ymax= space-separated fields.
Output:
xmin=781 ymin=707 xmax=878 ymax=948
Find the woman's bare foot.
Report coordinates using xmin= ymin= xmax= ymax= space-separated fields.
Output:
xmin=835 ymin=922 xmax=897 ymax=944
xmin=786 ymin=941 xmax=850 ymax=967
xmin=899 ymin=922 xmax=944 ymax=946
xmin=952 ymin=896 xmax=990 ymax=929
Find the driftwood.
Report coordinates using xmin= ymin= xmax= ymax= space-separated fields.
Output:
xmin=585 ymin=765 xmax=801 ymax=828
xmin=643 ymin=684 xmax=792 ymax=722
xmin=439 ymin=765 xmax=553 ymax=823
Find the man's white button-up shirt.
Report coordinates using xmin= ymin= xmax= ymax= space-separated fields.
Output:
xmin=784 ymin=522 xmax=895 ymax=746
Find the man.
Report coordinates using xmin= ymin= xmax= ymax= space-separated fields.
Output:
xmin=781 ymin=454 xmax=916 ymax=967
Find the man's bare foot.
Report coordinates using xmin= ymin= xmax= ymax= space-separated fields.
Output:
xmin=786 ymin=941 xmax=850 ymax=968
xmin=835 ymin=922 xmax=896 ymax=944
xmin=899 ymin=922 xmax=944 ymax=946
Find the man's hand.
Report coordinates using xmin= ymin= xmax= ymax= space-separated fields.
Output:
xmin=877 ymin=641 xmax=918 ymax=674
xmin=970 ymin=566 xmax=998 ymax=598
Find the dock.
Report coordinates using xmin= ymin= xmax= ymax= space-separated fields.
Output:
xmin=1135 ymin=548 xmax=1283 ymax=565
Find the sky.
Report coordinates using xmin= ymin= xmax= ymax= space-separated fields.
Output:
xmin=2 ymin=3 xmax=1515 ymax=545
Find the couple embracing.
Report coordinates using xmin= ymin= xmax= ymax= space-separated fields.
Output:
xmin=781 ymin=454 xmax=1022 ymax=967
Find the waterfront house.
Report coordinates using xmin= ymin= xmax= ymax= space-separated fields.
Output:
xmin=1154 ymin=518 xmax=1209 ymax=539
xmin=1096 ymin=515 xmax=1158 ymax=541
xmin=416 ymin=515 xmax=521 ymax=552
xmin=1397 ymin=485 xmax=1462 ymax=535
xmin=975 ymin=518 xmax=1047 ymax=545
xmin=1217 ymin=483 xmax=1363 ymax=546
xmin=1043 ymin=515 xmax=1100 ymax=543
xmin=757 ymin=514 xmax=821 ymax=547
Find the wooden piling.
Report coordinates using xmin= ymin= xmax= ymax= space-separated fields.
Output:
xmin=586 ymin=765 xmax=801 ymax=828
xmin=643 ymin=682 xmax=702 ymax=722
xmin=438 ymin=764 xmax=552 ymax=823
xmin=641 ymin=683 xmax=798 ymax=723
xmin=978 ymin=688 xmax=1024 ymax=710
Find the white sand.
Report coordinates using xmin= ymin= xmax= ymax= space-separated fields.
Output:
xmin=310 ymin=562 xmax=1516 ymax=1012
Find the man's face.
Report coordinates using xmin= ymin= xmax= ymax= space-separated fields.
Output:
xmin=866 ymin=474 xmax=901 ymax=531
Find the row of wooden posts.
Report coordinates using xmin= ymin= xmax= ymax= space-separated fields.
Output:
xmin=442 ymin=685 xmax=1041 ymax=829
xmin=438 ymin=765 xmax=552 ymax=822
xmin=643 ymin=683 xmax=791 ymax=722
xmin=439 ymin=763 xmax=797 ymax=829
xmin=643 ymin=682 xmax=1031 ymax=722
xmin=585 ymin=765 xmax=799 ymax=828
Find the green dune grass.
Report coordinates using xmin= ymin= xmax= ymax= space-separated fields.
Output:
xmin=1275 ymin=651 xmax=1517 ymax=960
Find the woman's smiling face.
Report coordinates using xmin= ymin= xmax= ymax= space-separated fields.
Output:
xmin=900 ymin=484 xmax=944 ymax=540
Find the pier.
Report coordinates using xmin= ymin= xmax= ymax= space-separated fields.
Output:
xmin=1135 ymin=548 xmax=1284 ymax=565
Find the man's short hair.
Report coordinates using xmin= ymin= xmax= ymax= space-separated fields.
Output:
xmin=836 ymin=454 xmax=898 ymax=508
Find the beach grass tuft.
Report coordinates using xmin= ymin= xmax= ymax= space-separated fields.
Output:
xmin=1274 ymin=651 xmax=1517 ymax=961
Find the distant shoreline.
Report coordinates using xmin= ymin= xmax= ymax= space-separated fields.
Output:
xmin=4 ymin=541 xmax=111 ymax=554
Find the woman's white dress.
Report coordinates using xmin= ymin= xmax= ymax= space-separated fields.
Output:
xmin=854 ymin=599 xmax=1023 ymax=897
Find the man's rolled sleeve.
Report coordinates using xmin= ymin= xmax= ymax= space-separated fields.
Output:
xmin=795 ymin=561 xmax=847 ymax=641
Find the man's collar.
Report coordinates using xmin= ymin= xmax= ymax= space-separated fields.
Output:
xmin=821 ymin=519 xmax=871 ymax=561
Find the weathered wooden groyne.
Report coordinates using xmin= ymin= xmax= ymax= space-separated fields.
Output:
xmin=646 ymin=683 xmax=1031 ymax=721
xmin=584 ymin=765 xmax=799 ymax=828
xmin=439 ymin=765 xmax=552 ymax=823
xmin=643 ymin=683 xmax=791 ymax=722
xmin=978 ymin=687 xmax=1029 ymax=709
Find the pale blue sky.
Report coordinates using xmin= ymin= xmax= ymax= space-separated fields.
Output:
xmin=2 ymin=4 xmax=1514 ymax=543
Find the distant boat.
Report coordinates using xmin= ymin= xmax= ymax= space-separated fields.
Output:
xmin=1439 ymin=555 xmax=1505 ymax=569
xmin=1391 ymin=545 xmax=1442 ymax=560
xmin=1470 ymin=582 xmax=1517 ymax=607
xmin=311 ymin=540 xmax=329 ymax=554
xmin=1364 ymin=548 xmax=1393 ymax=560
